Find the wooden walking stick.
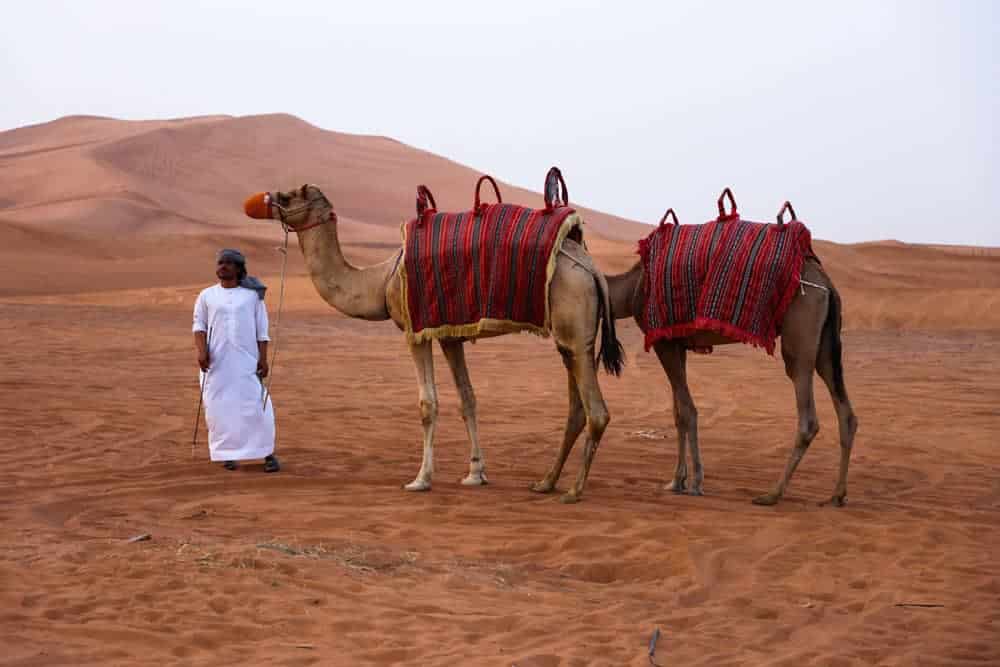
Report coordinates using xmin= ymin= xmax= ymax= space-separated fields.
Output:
xmin=192 ymin=327 xmax=211 ymax=459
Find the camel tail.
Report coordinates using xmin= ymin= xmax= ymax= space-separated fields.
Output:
xmin=823 ymin=284 xmax=848 ymax=402
xmin=595 ymin=271 xmax=625 ymax=376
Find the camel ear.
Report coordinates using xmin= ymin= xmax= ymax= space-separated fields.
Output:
xmin=301 ymin=184 xmax=309 ymax=198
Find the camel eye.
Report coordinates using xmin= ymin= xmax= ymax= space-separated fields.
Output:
xmin=277 ymin=193 xmax=290 ymax=206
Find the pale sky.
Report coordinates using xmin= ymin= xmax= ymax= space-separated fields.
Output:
xmin=2 ymin=0 xmax=996 ymax=245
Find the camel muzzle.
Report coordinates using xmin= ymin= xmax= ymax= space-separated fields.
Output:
xmin=244 ymin=192 xmax=273 ymax=220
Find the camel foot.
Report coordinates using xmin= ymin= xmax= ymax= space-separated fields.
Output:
xmin=530 ymin=479 xmax=556 ymax=494
xmin=752 ymin=492 xmax=781 ymax=506
xmin=559 ymin=492 xmax=581 ymax=504
xmin=687 ymin=486 xmax=704 ymax=497
xmin=820 ymin=494 xmax=846 ymax=507
xmin=664 ymin=478 xmax=687 ymax=494
xmin=403 ymin=478 xmax=432 ymax=492
xmin=461 ymin=472 xmax=488 ymax=486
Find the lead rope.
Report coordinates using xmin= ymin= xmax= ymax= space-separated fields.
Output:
xmin=261 ymin=226 xmax=290 ymax=412
xmin=799 ymin=278 xmax=829 ymax=295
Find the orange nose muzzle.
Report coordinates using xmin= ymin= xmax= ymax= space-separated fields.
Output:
xmin=243 ymin=192 xmax=272 ymax=219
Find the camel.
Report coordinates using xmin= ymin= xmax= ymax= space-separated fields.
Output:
xmin=243 ymin=183 xmax=624 ymax=503
xmin=602 ymin=210 xmax=859 ymax=507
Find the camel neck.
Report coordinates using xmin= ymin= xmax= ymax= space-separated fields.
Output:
xmin=606 ymin=261 xmax=642 ymax=320
xmin=295 ymin=211 xmax=395 ymax=321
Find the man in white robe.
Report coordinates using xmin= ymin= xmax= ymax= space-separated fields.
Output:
xmin=193 ymin=248 xmax=279 ymax=472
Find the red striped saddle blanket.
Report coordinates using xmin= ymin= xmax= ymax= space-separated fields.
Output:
xmin=638 ymin=191 xmax=815 ymax=354
xmin=401 ymin=170 xmax=582 ymax=342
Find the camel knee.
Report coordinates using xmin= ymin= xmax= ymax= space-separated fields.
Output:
xmin=798 ymin=416 xmax=819 ymax=446
xmin=589 ymin=408 xmax=610 ymax=435
xmin=567 ymin=409 xmax=587 ymax=434
xmin=419 ymin=398 xmax=438 ymax=425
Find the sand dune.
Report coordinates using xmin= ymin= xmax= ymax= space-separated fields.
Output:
xmin=1 ymin=114 xmax=648 ymax=238
xmin=1 ymin=115 xmax=998 ymax=666
xmin=4 ymin=114 xmax=999 ymax=329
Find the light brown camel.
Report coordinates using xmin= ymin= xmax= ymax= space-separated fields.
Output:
xmin=243 ymin=184 xmax=624 ymax=503
xmin=602 ymin=241 xmax=859 ymax=506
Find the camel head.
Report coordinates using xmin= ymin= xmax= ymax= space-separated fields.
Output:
xmin=243 ymin=184 xmax=334 ymax=231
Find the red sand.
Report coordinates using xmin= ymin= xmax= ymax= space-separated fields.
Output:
xmin=1 ymin=116 xmax=998 ymax=666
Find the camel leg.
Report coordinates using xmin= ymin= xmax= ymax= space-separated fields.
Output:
xmin=816 ymin=339 xmax=859 ymax=507
xmin=405 ymin=340 xmax=437 ymax=492
xmin=753 ymin=357 xmax=819 ymax=506
xmin=531 ymin=351 xmax=586 ymax=494
xmin=665 ymin=394 xmax=688 ymax=493
xmin=440 ymin=340 xmax=487 ymax=486
xmin=654 ymin=341 xmax=702 ymax=495
xmin=561 ymin=348 xmax=611 ymax=504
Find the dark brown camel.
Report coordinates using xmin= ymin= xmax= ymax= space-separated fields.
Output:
xmin=542 ymin=195 xmax=859 ymax=505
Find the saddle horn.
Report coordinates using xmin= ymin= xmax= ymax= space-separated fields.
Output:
xmin=416 ymin=185 xmax=437 ymax=221
xmin=717 ymin=187 xmax=738 ymax=220
xmin=544 ymin=166 xmax=569 ymax=210
xmin=776 ymin=201 xmax=797 ymax=225
xmin=474 ymin=175 xmax=503 ymax=212
xmin=658 ymin=208 xmax=679 ymax=226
